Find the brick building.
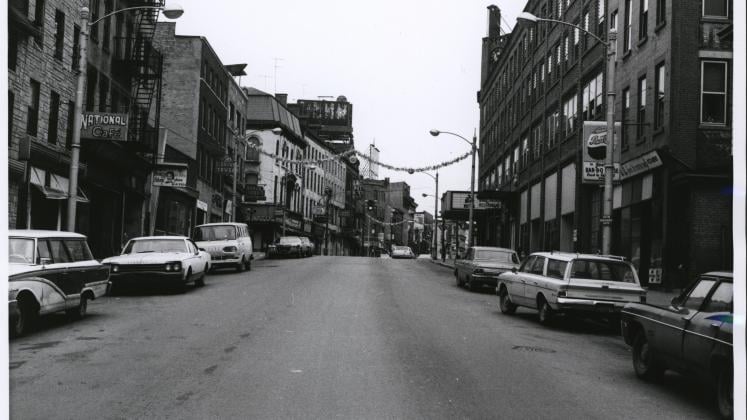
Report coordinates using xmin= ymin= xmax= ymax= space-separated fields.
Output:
xmin=8 ymin=0 xmax=165 ymax=258
xmin=476 ymin=1 xmax=733 ymax=288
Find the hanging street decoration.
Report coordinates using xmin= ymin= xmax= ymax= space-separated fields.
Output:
xmin=366 ymin=213 xmax=410 ymax=227
xmin=241 ymin=133 xmax=470 ymax=173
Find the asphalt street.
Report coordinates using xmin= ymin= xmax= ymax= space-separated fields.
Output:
xmin=9 ymin=256 xmax=720 ymax=419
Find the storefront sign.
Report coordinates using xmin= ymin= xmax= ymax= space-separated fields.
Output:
xmin=196 ymin=200 xmax=208 ymax=212
xmin=153 ymin=164 xmax=188 ymax=187
xmin=80 ymin=112 xmax=129 ymax=141
xmin=285 ymin=218 xmax=301 ymax=230
xmin=582 ymin=121 xmax=621 ymax=184
xmin=619 ymin=151 xmax=662 ymax=180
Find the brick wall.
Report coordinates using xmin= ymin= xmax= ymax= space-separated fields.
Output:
xmin=688 ymin=182 xmax=733 ymax=275
xmin=153 ymin=22 xmax=200 ymax=159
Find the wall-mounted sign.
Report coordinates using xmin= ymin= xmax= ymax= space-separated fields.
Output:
xmin=80 ymin=112 xmax=129 ymax=141
xmin=619 ymin=151 xmax=662 ymax=180
xmin=153 ymin=163 xmax=188 ymax=187
xmin=582 ymin=121 xmax=621 ymax=184
xmin=196 ymin=200 xmax=208 ymax=212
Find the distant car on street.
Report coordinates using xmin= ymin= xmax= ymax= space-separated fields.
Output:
xmin=621 ymin=271 xmax=733 ymax=419
xmin=299 ymin=237 xmax=315 ymax=257
xmin=192 ymin=222 xmax=253 ymax=272
xmin=8 ymin=230 xmax=110 ymax=337
xmin=496 ymin=252 xmax=646 ymax=325
xmin=454 ymin=246 xmax=520 ymax=292
xmin=390 ymin=246 xmax=415 ymax=259
xmin=102 ymin=236 xmax=210 ymax=293
xmin=268 ymin=236 xmax=305 ymax=258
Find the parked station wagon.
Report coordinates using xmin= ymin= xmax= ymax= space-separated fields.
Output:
xmin=621 ymin=272 xmax=733 ymax=419
xmin=7 ymin=230 xmax=110 ymax=337
xmin=496 ymin=252 xmax=646 ymax=324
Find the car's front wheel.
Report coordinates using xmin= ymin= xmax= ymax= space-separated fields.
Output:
xmin=499 ymin=288 xmax=517 ymax=314
xmin=236 ymin=257 xmax=246 ymax=272
xmin=632 ymin=330 xmax=665 ymax=381
xmin=195 ymin=265 xmax=207 ymax=287
xmin=11 ymin=298 xmax=38 ymax=337
xmin=716 ymin=363 xmax=733 ymax=419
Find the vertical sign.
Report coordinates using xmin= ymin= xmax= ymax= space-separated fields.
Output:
xmin=582 ymin=121 xmax=622 ymax=183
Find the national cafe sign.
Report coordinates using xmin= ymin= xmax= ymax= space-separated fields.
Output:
xmin=80 ymin=112 xmax=129 ymax=141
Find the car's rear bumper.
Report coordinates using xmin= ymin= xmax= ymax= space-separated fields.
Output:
xmin=554 ymin=297 xmax=633 ymax=313
xmin=470 ymin=274 xmax=499 ymax=289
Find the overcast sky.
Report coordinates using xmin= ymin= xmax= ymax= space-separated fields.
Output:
xmin=169 ymin=0 xmax=525 ymax=217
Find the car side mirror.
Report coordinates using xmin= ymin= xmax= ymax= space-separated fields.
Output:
xmin=198 ymin=247 xmax=205 ymax=252
xmin=39 ymin=257 xmax=53 ymax=266
xmin=670 ymin=296 xmax=681 ymax=307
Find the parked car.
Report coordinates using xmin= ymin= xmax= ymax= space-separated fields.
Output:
xmin=299 ymin=237 xmax=315 ymax=257
xmin=621 ymin=271 xmax=733 ymax=418
xmin=7 ymin=230 xmax=110 ymax=337
xmin=454 ymin=246 xmax=520 ymax=291
xmin=496 ymin=252 xmax=646 ymax=325
xmin=391 ymin=246 xmax=415 ymax=259
xmin=102 ymin=236 xmax=210 ymax=293
xmin=192 ymin=222 xmax=253 ymax=272
xmin=268 ymin=236 xmax=305 ymax=258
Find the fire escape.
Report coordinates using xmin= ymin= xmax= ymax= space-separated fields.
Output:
xmin=112 ymin=0 xmax=164 ymax=160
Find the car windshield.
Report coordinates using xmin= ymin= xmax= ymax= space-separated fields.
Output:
xmin=393 ymin=246 xmax=409 ymax=251
xmin=124 ymin=239 xmax=187 ymax=254
xmin=193 ymin=225 xmax=236 ymax=241
xmin=9 ymin=238 xmax=35 ymax=264
xmin=474 ymin=250 xmax=519 ymax=263
xmin=279 ymin=237 xmax=301 ymax=245
xmin=570 ymin=259 xmax=637 ymax=283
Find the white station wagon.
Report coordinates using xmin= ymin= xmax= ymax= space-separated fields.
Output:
xmin=496 ymin=252 xmax=646 ymax=325
xmin=8 ymin=230 xmax=110 ymax=337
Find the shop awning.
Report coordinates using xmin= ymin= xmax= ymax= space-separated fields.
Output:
xmin=32 ymin=184 xmax=89 ymax=203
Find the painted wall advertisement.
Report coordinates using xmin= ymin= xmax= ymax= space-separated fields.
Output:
xmin=582 ymin=121 xmax=622 ymax=184
xmin=80 ymin=112 xmax=129 ymax=141
xmin=153 ymin=163 xmax=188 ymax=187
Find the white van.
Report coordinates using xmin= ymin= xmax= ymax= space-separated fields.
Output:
xmin=192 ymin=223 xmax=253 ymax=272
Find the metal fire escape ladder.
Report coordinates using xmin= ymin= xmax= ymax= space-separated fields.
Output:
xmin=126 ymin=1 xmax=164 ymax=152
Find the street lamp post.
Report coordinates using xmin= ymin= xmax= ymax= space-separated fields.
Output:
xmin=66 ymin=4 xmax=184 ymax=231
xmin=415 ymin=171 xmax=439 ymax=259
xmin=517 ymin=12 xmax=618 ymax=255
xmin=430 ymin=129 xmax=477 ymax=248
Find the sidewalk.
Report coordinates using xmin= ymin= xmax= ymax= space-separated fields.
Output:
xmin=252 ymin=251 xmax=267 ymax=261
xmin=428 ymin=257 xmax=678 ymax=307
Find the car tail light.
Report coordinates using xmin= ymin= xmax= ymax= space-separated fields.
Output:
xmin=473 ymin=269 xmax=484 ymax=274
xmin=557 ymin=290 xmax=567 ymax=297
xmin=640 ymin=295 xmax=647 ymax=303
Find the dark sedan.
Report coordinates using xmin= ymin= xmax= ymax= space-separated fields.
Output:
xmin=621 ymin=271 xmax=733 ymax=419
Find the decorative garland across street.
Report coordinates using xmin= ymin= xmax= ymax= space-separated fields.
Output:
xmin=366 ymin=213 xmax=410 ymax=226
xmin=354 ymin=150 xmax=471 ymax=173
xmin=242 ymin=138 xmax=470 ymax=173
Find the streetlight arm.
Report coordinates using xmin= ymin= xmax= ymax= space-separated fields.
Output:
xmin=89 ymin=5 xmax=182 ymax=26
xmin=531 ymin=17 xmax=608 ymax=46
xmin=436 ymin=131 xmax=473 ymax=148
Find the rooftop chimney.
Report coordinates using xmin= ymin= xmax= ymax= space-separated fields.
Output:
xmin=275 ymin=93 xmax=288 ymax=106
xmin=487 ymin=5 xmax=501 ymax=39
